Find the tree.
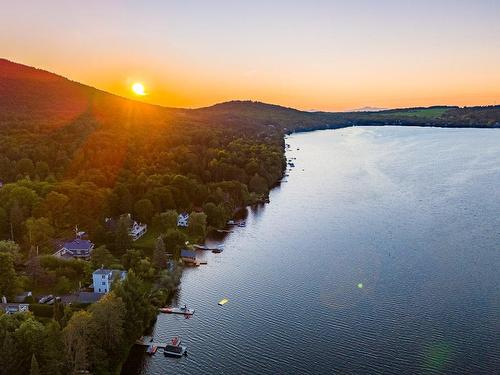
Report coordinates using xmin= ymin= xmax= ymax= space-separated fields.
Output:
xmin=26 ymin=255 xmax=44 ymax=285
xmin=30 ymin=353 xmax=40 ymax=375
xmin=153 ymin=236 xmax=167 ymax=269
xmin=42 ymin=191 xmax=69 ymax=228
xmin=55 ymin=276 xmax=72 ymax=295
xmin=134 ymin=198 xmax=154 ymax=224
xmin=113 ymin=271 xmax=156 ymax=343
xmin=249 ymin=173 xmax=268 ymax=194
xmin=88 ymin=293 xmax=125 ymax=371
xmin=41 ymin=321 xmax=64 ymax=374
xmin=17 ymin=158 xmax=35 ymax=177
xmin=0 ymin=207 xmax=8 ymax=238
xmin=122 ymin=249 xmax=143 ymax=272
xmin=0 ymin=253 xmax=18 ymax=299
xmin=13 ymin=316 xmax=45 ymax=373
xmin=9 ymin=199 xmax=23 ymax=241
xmin=154 ymin=210 xmax=178 ymax=231
xmin=91 ymin=245 xmax=117 ymax=269
xmin=163 ymin=229 xmax=187 ymax=256
xmin=188 ymin=212 xmax=207 ymax=241
xmin=0 ymin=240 xmax=21 ymax=263
xmin=25 ymin=217 xmax=55 ymax=253
xmin=63 ymin=310 xmax=93 ymax=374
xmin=35 ymin=161 xmax=49 ymax=180
xmin=114 ymin=217 xmax=132 ymax=253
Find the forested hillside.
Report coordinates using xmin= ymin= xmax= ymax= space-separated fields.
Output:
xmin=0 ymin=59 xmax=287 ymax=249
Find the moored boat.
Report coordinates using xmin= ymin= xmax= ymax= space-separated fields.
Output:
xmin=163 ymin=344 xmax=187 ymax=357
xmin=146 ymin=345 xmax=157 ymax=355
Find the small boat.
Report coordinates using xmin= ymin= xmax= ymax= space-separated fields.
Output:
xmin=237 ymin=222 xmax=246 ymax=227
xmin=146 ymin=345 xmax=157 ymax=355
xmin=163 ymin=344 xmax=187 ymax=358
xmin=159 ymin=305 xmax=195 ymax=315
xmin=193 ymin=244 xmax=210 ymax=250
xmin=194 ymin=244 xmax=224 ymax=251
xmin=227 ymin=220 xmax=236 ymax=225
xmin=218 ymin=298 xmax=229 ymax=306
xmin=216 ymin=229 xmax=233 ymax=233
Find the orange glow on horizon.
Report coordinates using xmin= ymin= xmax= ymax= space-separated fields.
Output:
xmin=1 ymin=1 xmax=498 ymax=112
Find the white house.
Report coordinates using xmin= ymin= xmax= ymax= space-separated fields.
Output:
xmin=129 ymin=221 xmax=147 ymax=241
xmin=92 ymin=268 xmax=127 ymax=294
xmin=177 ymin=212 xmax=189 ymax=227
xmin=104 ymin=214 xmax=147 ymax=241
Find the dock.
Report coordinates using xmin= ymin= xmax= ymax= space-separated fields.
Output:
xmin=135 ymin=339 xmax=169 ymax=349
xmin=159 ymin=306 xmax=195 ymax=315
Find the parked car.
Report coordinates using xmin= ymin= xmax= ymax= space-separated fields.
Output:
xmin=38 ymin=295 xmax=54 ymax=304
xmin=46 ymin=296 xmax=61 ymax=305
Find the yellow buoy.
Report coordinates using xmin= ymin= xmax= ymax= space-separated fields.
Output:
xmin=218 ymin=298 xmax=229 ymax=306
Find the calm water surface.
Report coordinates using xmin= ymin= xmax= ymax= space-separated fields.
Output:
xmin=123 ymin=126 xmax=500 ymax=374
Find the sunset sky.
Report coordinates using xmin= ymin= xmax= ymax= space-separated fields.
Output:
xmin=1 ymin=0 xmax=499 ymax=111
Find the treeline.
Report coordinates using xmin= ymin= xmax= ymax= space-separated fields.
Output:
xmin=0 ymin=134 xmax=284 ymax=255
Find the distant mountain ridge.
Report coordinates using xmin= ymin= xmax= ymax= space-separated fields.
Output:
xmin=0 ymin=58 xmax=499 ymax=133
xmin=349 ymin=106 xmax=388 ymax=112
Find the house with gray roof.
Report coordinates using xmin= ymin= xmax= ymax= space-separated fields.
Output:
xmin=53 ymin=238 xmax=94 ymax=260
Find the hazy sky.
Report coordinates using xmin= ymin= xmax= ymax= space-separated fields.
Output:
xmin=1 ymin=0 xmax=499 ymax=110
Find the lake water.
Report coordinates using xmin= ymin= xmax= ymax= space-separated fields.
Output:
xmin=123 ymin=126 xmax=500 ymax=374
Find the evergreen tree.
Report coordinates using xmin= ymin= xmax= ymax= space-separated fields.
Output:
xmin=30 ymin=353 xmax=40 ymax=375
xmin=0 ymin=253 xmax=18 ymax=299
xmin=114 ymin=217 xmax=132 ymax=253
xmin=153 ymin=236 xmax=167 ymax=269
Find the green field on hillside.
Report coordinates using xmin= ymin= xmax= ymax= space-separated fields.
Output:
xmin=382 ymin=107 xmax=449 ymax=119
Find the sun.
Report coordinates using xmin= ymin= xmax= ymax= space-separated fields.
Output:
xmin=131 ymin=82 xmax=146 ymax=96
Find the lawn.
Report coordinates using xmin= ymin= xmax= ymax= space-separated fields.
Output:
xmin=382 ymin=107 xmax=449 ymax=119
xmin=132 ymin=228 xmax=160 ymax=256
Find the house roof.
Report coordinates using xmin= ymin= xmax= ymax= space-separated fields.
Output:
xmin=93 ymin=268 xmax=126 ymax=276
xmin=93 ymin=268 xmax=113 ymax=275
xmin=77 ymin=292 xmax=103 ymax=304
xmin=63 ymin=239 xmax=93 ymax=251
xmin=181 ymin=249 xmax=196 ymax=258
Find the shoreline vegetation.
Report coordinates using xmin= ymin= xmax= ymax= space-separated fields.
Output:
xmin=0 ymin=59 xmax=499 ymax=374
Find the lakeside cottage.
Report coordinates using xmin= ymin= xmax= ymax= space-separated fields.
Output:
xmin=129 ymin=220 xmax=147 ymax=241
xmin=53 ymin=238 xmax=94 ymax=260
xmin=92 ymin=268 xmax=127 ymax=294
xmin=177 ymin=212 xmax=189 ymax=227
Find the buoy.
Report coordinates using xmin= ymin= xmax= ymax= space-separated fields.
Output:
xmin=218 ymin=298 xmax=229 ymax=306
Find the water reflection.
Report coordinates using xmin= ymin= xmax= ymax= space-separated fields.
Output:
xmin=123 ymin=127 xmax=500 ymax=374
